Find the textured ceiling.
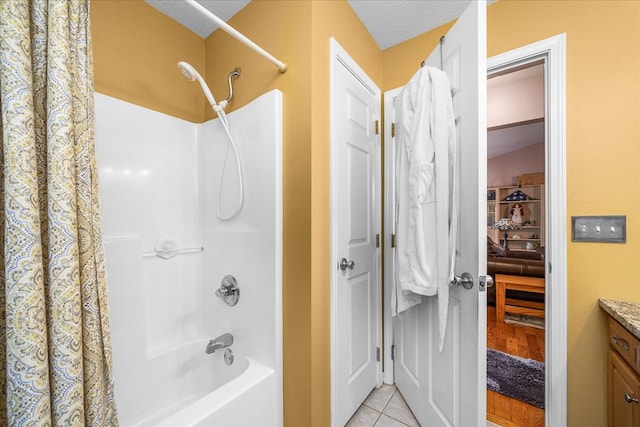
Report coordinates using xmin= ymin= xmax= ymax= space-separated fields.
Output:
xmin=146 ymin=0 xmax=475 ymax=49
xmin=347 ymin=0 xmax=473 ymax=50
xmin=145 ymin=1 xmax=251 ymax=38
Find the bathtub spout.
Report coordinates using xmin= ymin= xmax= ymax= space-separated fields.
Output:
xmin=206 ymin=333 xmax=234 ymax=354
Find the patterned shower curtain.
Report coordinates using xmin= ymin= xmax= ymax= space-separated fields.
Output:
xmin=0 ymin=0 xmax=118 ymax=425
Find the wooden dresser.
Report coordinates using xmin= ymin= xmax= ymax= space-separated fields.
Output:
xmin=600 ymin=299 xmax=640 ymax=426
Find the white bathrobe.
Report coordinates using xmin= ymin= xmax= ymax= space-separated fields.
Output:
xmin=392 ymin=66 xmax=458 ymax=350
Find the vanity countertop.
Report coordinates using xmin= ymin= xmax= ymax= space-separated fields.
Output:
xmin=599 ymin=299 xmax=640 ymax=340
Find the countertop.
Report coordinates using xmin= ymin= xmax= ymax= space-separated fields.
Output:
xmin=599 ymin=299 xmax=640 ymax=340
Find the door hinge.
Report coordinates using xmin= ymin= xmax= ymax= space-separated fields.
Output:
xmin=391 ymin=122 xmax=395 ymax=138
xmin=375 ymin=234 xmax=380 ymax=248
xmin=374 ymin=119 xmax=380 ymax=135
xmin=376 ymin=347 xmax=381 ymax=362
xmin=391 ymin=234 xmax=396 ymax=248
xmin=391 ymin=345 xmax=395 ymax=361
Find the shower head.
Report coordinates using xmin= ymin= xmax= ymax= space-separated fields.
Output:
xmin=178 ymin=61 xmax=198 ymax=81
xmin=177 ymin=61 xmax=218 ymax=110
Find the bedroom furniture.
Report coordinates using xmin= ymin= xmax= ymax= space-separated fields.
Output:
xmin=486 ymin=239 xmax=544 ymax=306
xmin=487 ymin=184 xmax=545 ymax=252
xmin=599 ymin=299 xmax=640 ymax=427
xmin=495 ymin=274 xmax=545 ymax=323
xmin=487 ymin=250 xmax=545 ymax=278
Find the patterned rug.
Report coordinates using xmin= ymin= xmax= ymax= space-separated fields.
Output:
xmin=487 ymin=348 xmax=545 ymax=409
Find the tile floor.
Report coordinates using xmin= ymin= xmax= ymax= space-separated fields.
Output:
xmin=345 ymin=384 xmax=419 ymax=427
xmin=345 ymin=384 xmax=505 ymax=427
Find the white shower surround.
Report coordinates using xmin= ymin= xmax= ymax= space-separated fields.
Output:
xmin=95 ymin=90 xmax=283 ymax=426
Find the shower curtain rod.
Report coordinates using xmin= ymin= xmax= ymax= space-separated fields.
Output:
xmin=185 ymin=0 xmax=288 ymax=73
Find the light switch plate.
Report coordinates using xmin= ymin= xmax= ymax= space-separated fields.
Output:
xmin=571 ymin=215 xmax=626 ymax=243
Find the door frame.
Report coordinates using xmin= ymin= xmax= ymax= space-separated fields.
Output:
xmin=383 ymin=33 xmax=567 ymax=424
xmin=487 ymin=33 xmax=567 ymax=426
xmin=383 ymin=88 xmax=401 ymax=385
xmin=329 ymin=37 xmax=383 ymax=427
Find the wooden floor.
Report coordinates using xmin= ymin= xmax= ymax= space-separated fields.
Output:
xmin=487 ymin=305 xmax=545 ymax=427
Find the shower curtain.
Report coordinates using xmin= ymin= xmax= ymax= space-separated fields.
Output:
xmin=0 ymin=1 xmax=118 ymax=425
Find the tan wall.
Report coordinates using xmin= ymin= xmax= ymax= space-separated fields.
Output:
xmin=384 ymin=1 xmax=640 ymax=425
xmin=91 ymin=0 xmax=205 ymax=122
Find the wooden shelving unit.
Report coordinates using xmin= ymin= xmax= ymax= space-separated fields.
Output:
xmin=487 ymin=184 xmax=545 ymax=252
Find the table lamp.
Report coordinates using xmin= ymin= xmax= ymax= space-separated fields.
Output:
xmin=490 ymin=217 xmax=521 ymax=250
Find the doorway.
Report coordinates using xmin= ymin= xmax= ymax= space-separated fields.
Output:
xmin=486 ymin=34 xmax=567 ymax=427
xmin=380 ymin=34 xmax=567 ymax=426
xmin=330 ymin=38 xmax=383 ymax=427
xmin=486 ymin=60 xmax=546 ymax=426
xmin=382 ymin=2 xmax=488 ymax=426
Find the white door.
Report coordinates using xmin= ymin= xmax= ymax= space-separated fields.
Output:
xmin=331 ymin=39 xmax=382 ymax=426
xmin=393 ymin=1 xmax=487 ymax=426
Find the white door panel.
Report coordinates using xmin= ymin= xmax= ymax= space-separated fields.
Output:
xmin=331 ymin=39 xmax=382 ymax=426
xmin=392 ymin=1 xmax=487 ymax=426
xmin=347 ymin=272 xmax=372 ymax=380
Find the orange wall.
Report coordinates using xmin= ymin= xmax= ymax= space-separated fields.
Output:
xmin=384 ymin=1 xmax=640 ymax=425
xmin=93 ymin=1 xmax=314 ymax=424
xmin=92 ymin=4 xmax=378 ymax=424
xmin=490 ymin=2 xmax=640 ymax=425
xmin=383 ymin=21 xmax=455 ymax=91
xmin=309 ymin=3 xmax=383 ymax=424
xmin=204 ymin=2 xmax=314 ymax=424
xmin=91 ymin=0 xmax=205 ymax=122
xmin=94 ymin=0 xmax=640 ymax=425
xmin=204 ymin=1 xmax=382 ymax=425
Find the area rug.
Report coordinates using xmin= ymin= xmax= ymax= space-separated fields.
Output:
xmin=487 ymin=348 xmax=545 ymax=409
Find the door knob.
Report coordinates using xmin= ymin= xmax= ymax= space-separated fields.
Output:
xmin=625 ymin=393 xmax=639 ymax=404
xmin=451 ymin=272 xmax=474 ymax=290
xmin=339 ymin=258 xmax=355 ymax=271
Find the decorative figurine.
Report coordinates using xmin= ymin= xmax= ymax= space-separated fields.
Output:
xmin=510 ymin=203 xmax=524 ymax=225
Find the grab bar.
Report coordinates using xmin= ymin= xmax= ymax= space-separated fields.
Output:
xmin=143 ymin=238 xmax=204 ymax=260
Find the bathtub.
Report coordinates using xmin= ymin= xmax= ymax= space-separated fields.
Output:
xmin=96 ymin=90 xmax=283 ymax=426
xmin=154 ymin=357 xmax=277 ymax=427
